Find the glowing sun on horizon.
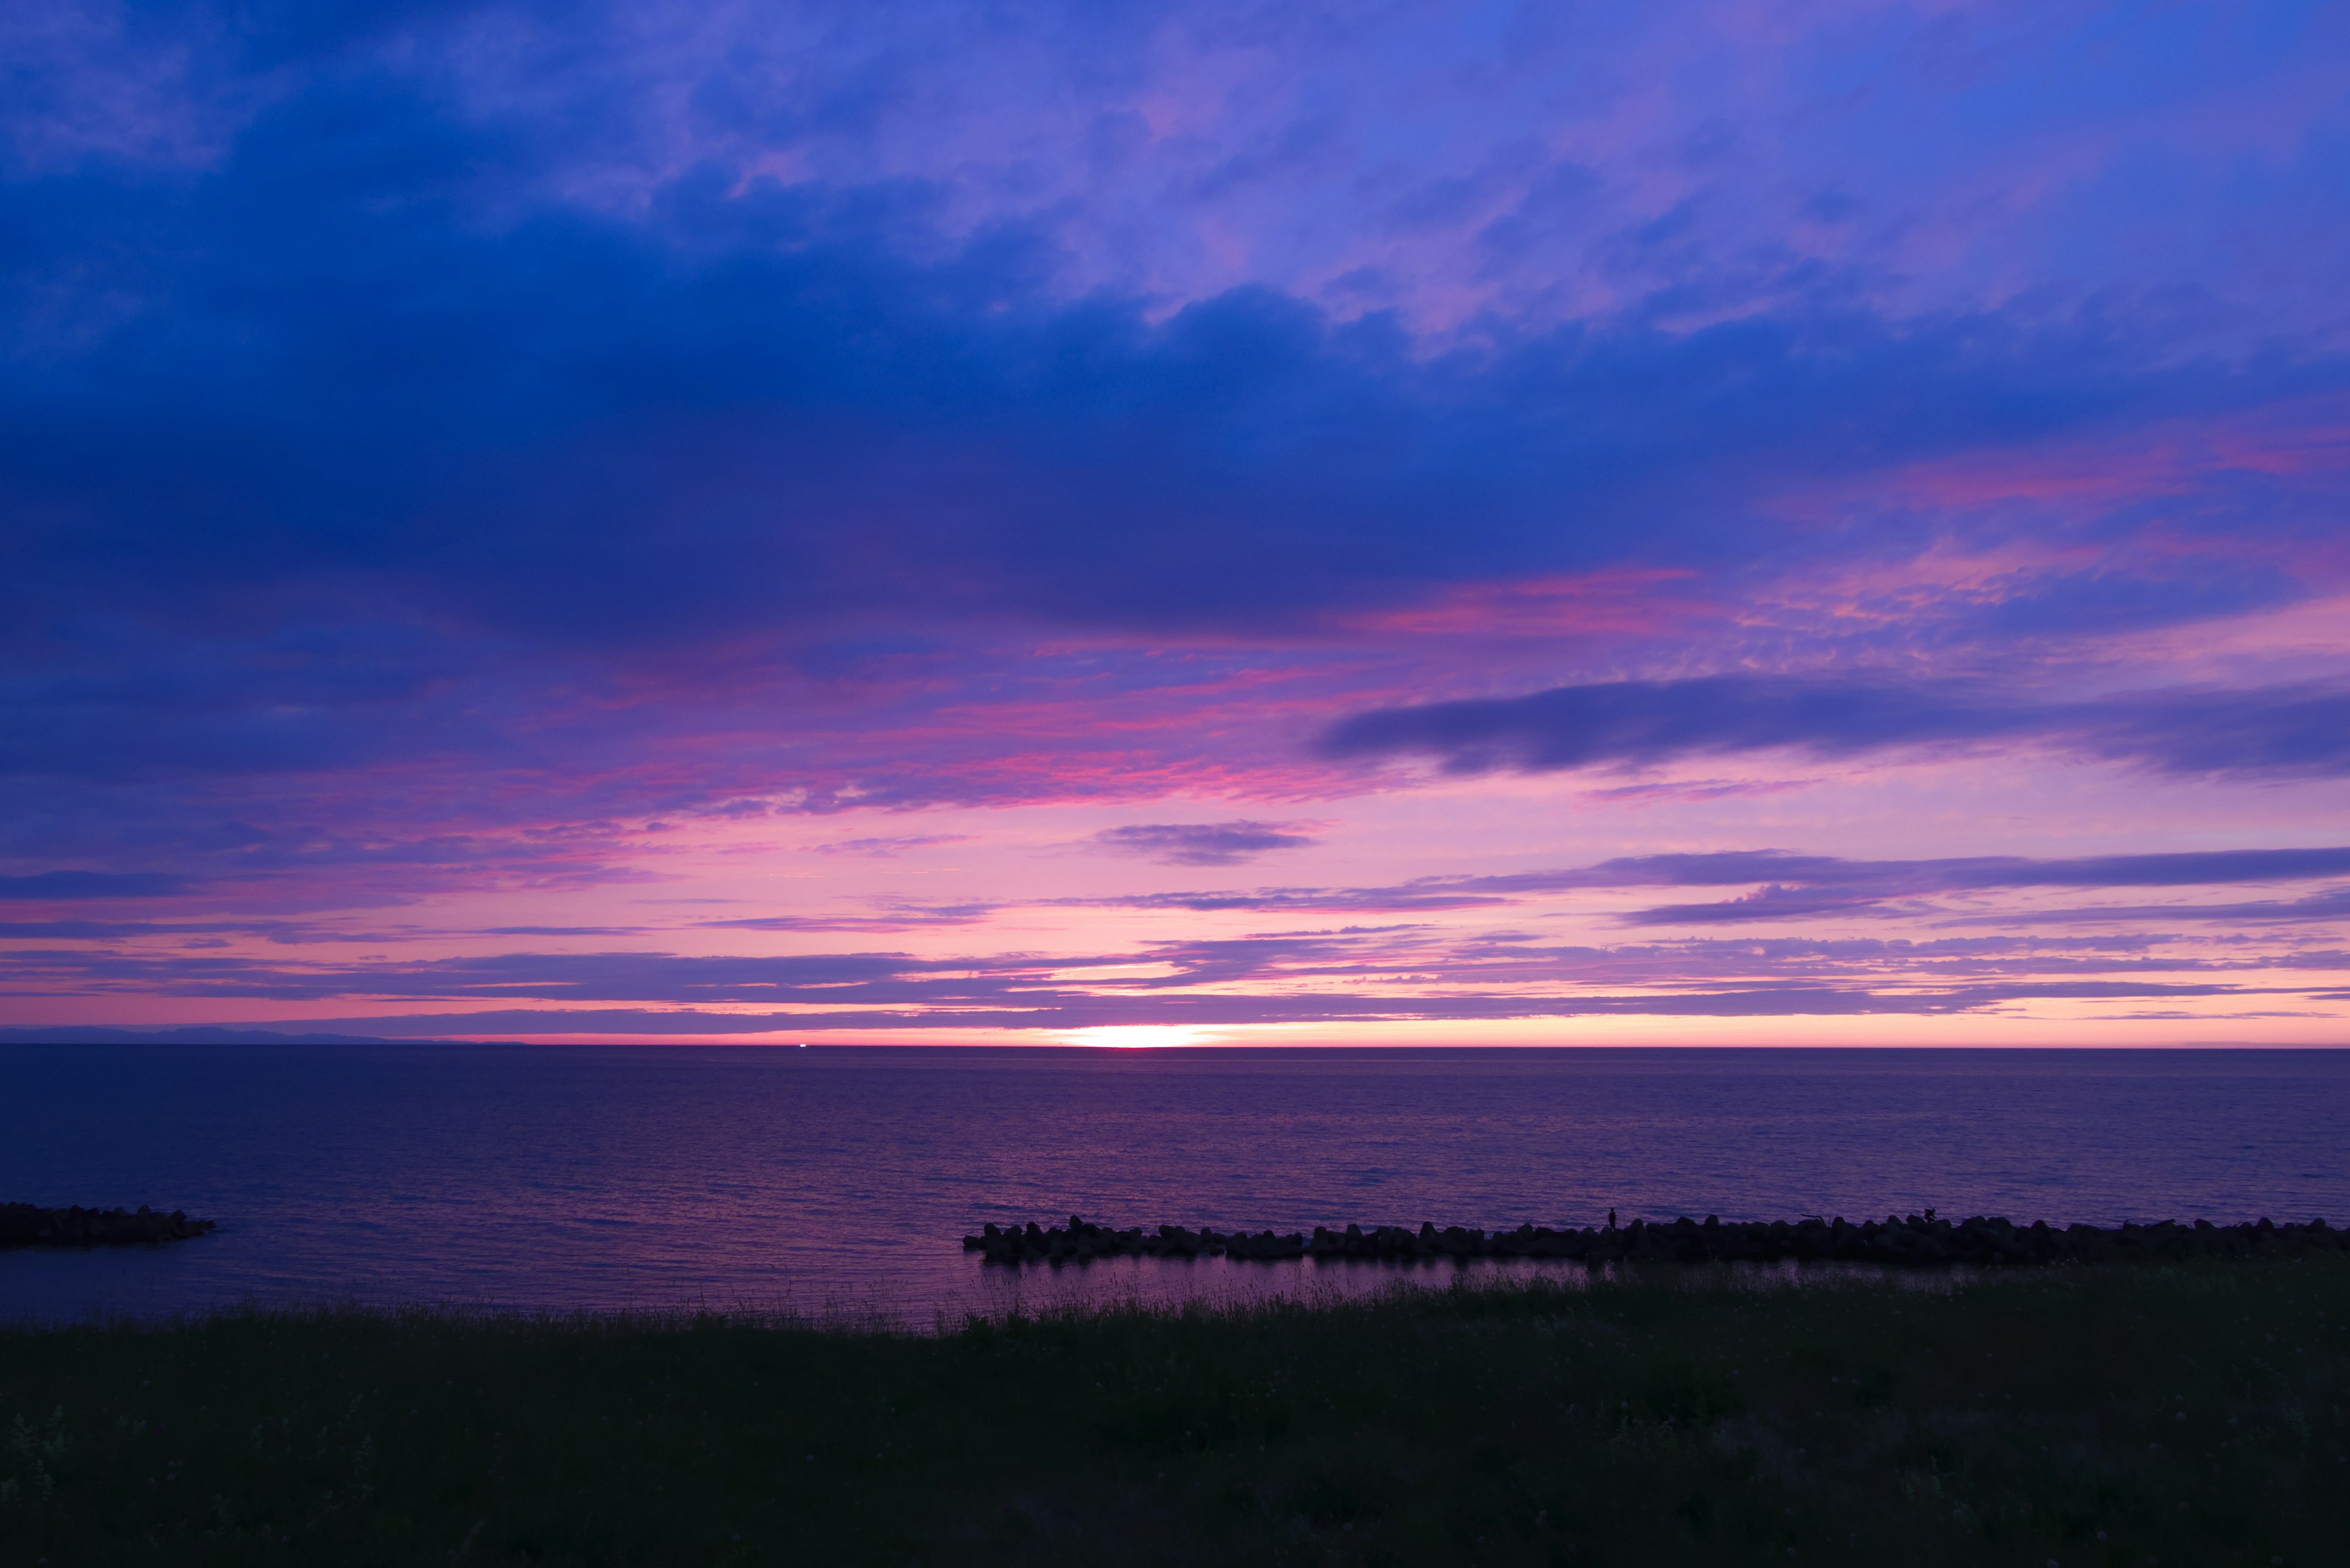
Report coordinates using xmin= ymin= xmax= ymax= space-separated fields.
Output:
xmin=1059 ymin=1025 xmax=1222 ymax=1050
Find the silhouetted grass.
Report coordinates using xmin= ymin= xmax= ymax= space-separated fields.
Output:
xmin=2 ymin=1261 xmax=2344 ymax=1565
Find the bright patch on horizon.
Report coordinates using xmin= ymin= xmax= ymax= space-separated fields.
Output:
xmin=1058 ymin=1026 xmax=1226 ymax=1050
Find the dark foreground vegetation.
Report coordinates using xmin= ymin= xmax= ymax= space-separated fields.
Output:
xmin=969 ymin=1212 xmax=2346 ymax=1266
xmin=2 ymin=1263 xmax=2345 ymax=1566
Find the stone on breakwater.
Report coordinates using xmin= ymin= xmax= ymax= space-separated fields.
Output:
xmin=962 ymin=1213 xmax=2346 ymax=1266
xmin=0 ymin=1202 xmax=216 ymax=1249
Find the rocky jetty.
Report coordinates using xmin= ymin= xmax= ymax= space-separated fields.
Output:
xmin=965 ymin=1212 xmax=2346 ymax=1267
xmin=0 ymin=1202 xmax=215 ymax=1248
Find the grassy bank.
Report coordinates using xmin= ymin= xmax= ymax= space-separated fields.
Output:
xmin=2 ymin=1263 xmax=2344 ymax=1566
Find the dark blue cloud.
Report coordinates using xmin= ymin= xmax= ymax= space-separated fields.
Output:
xmin=1091 ymin=820 xmax=1321 ymax=866
xmin=1932 ymin=886 xmax=2350 ymax=929
xmin=1059 ymin=845 xmax=2350 ymax=924
xmin=1619 ymin=884 xmax=1876 ymax=926
xmin=1321 ymin=678 xmax=2023 ymax=771
xmin=2095 ymin=687 xmax=2350 ymax=779
xmin=1936 ymin=848 xmax=2350 ymax=890
xmin=7 ymin=69 xmax=2334 ymax=654
xmin=0 ymin=1026 xmax=489 ymax=1045
xmin=1529 ymin=846 xmax=2350 ymax=892
xmin=1321 ymin=678 xmax=2350 ymax=782
xmin=0 ymin=871 xmax=191 ymax=900
xmin=1588 ymin=847 xmax=2350 ymax=925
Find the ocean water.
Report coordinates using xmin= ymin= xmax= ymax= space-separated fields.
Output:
xmin=2 ymin=1045 xmax=2345 ymax=1325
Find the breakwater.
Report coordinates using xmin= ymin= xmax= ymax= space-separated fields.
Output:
xmin=966 ymin=1212 xmax=2346 ymax=1266
xmin=1 ymin=1203 xmax=215 ymax=1248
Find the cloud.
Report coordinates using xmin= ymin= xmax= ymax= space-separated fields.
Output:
xmin=1931 ymin=886 xmax=2350 ymax=929
xmin=1529 ymin=845 xmax=2350 ymax=892
xmin=0 ymin=872 xmax=192 ymax=900
xmin=1089 ymin=820 xmax=1322 ymax=867
xmin=7 ymin=913 xmax=2334 ymax=1030
xmin=696 ymin=903 xmax=997 ymax=933
xmin=206 ymin=975 xmax=2279 ymax=1036
xmin=1050 ymin=844 xmax=2350 ymax=925
xmin=1321 ymin=678 xmax=2350 ymax=782
xmin=0 ymin=1027 xmax=504 ymax=1045
xmin=1581 ymin=847 xmax=2350 ymax=925
xmin=1622 ymin=883 xmax=1878 ymax=925
xmin=1067 ymin=886 xmax=1512 ymax=914
xmin=802 ymin=835 xmax=971 ymax=858
xmin=476 ymin=926 xmax=652 ymax=938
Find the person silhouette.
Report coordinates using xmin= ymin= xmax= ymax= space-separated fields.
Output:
xmin=1607 ymin=1208 xmax=1617 ymax=1230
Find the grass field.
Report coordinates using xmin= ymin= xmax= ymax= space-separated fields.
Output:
xmin=2 ymin=1262 xmax=2344 ymax=1565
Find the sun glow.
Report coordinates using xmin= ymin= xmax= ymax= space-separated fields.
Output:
xmin=1058 ymin=1025 xmax=1225 ymax=1050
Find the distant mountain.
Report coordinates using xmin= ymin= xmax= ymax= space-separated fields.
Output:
xmin=0 ymin=1026 xmax=523 ymax=1046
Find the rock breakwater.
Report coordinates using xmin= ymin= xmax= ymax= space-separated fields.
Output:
xmin=1 ymin=1203 xmax=215 ymax=1248
xmin=965 ymin=1212 xmax=2346 ymax=1266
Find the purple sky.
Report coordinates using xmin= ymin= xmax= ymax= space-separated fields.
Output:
xmin=4 ymin=1 xmax=2349 ymax=1045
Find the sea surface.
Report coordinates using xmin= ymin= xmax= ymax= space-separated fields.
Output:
xmin=3 ymin=1045 xmax=2345 ymax=1326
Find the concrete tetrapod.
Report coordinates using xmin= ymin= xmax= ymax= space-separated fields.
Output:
xmin=962 ymin=1212 xmax=2346 ymax=1266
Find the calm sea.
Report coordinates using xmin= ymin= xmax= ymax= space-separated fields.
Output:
xmin=2 ymin=1045 xmax=2345 ymax=1325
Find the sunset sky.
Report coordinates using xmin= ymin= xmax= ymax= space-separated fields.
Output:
xmin=4 ymin=1 xmax=2349 ymax=1045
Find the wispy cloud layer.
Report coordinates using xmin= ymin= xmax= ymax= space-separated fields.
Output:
xmin=0 ymin=925 xmax=2311 ymax=1033
xmin=4 ymin=843 xmax=2343 ymax=1036
xmin=1322 ymin=679 xmax=2350 ymax=782
xmin=1062 ymin=847 xmax=2350 ymax=924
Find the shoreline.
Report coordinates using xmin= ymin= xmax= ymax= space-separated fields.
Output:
xmin=6 ymin=1238 xmax=2337 ymax=1335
